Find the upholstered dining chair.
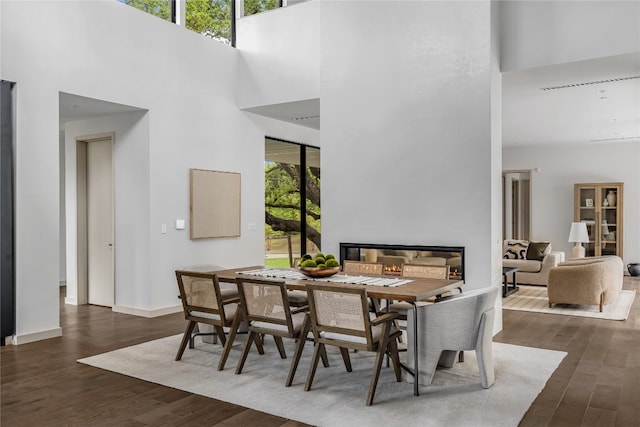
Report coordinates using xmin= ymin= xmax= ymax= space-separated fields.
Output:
xmin=305 ymin=283 xmax=403 ymax=406
xmin=175 ymin=270 xmax=262 ymax=371
xmin=407 ymin=287 xmax=499 ymax=389
xmin=235 ymin=276 xmax=325 ymax=387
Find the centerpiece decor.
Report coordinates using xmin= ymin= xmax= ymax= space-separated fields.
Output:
xmin=298 ymin=253 xmax=340 ymax=278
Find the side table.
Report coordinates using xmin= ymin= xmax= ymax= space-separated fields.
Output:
xmin=502 ymin=266 xmax=519 ymax=297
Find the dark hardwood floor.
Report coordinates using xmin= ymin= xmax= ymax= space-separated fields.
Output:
xmin=2 ymin=277 xmax=639 ymax=426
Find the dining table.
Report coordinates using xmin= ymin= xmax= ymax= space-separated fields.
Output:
xmin=213 ymin=265 xmax=464 ymax=396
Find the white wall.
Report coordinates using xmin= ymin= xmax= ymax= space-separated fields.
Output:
xmin=1 ymin=0 xmax=318 ymax=341
xmin=320 ymin=1 xmax=501 ymax=299
xmin=503 ymin=142 xmax=640 ymax=265
xmin=59 ymin=131 xmax=66 ymax=284
xmin=236 ymin=0 xmax=320 ymax=109
xmin=501 ymin=1 xmax=640 ymax=72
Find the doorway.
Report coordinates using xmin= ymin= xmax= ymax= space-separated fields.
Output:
xmin=502 ymin=170 xmax=531 ymax=241
xmin=76 ymin=134 xmax=114 ymax=307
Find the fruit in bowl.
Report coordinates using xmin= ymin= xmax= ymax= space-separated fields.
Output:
xmin=298 ymin=253 xmax=340 ymax=278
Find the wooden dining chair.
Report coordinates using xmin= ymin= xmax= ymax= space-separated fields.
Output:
xmin=388 ymin=264 xmax=454 ymax=320
xmin=305 ymin=283 xmax=403 ymax=406
xmin=175 ymin=270 xmax=263 ymax=371
xmin=342 ymin=260 xmax=384 ymax=275
xmin=342 ymin=260 xmax=385 ymax=313
xmin=235 ymin=276 xmax=325 ymax=387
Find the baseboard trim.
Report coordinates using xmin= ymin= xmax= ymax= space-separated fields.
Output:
xmin=64 ymin=297 xmax=78 ymax=305
xmin=10 ymin=327 xmax=63 ymax=345
xmin=112 ymin=304 xmax=182 ymax=318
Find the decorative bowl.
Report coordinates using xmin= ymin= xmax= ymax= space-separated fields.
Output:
xmin=298 ymin=266 xmax=340 ymax=278
xmin=628 ymin=263 xmax=640 ymax=277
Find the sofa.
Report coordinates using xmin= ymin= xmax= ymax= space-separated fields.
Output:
xmin=502 ymin=240 xmax=565 ymax=286
xmin=548 ymin=256 xmax=623 ymax=312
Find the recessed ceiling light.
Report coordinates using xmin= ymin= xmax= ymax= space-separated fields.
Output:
xmin=596 ymin=90 xmax=606 ymax=94
xmin=609 ymin=118 xmax=617 ymax=122
xmin=600 ymin=96 xmax=608 ymax=100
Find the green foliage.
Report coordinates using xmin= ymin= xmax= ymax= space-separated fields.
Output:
xmin=265 ymin=257 xmax=291 ymax=268
xmin=125 ymin=0 xmax=171 ymax=21
xmin=325 ymin=254 xmax=335 ymax=260
xmin=244 ymin=0 xmax=280 ymax=16
xmin=186 ymin=0 xmax=231 ymax=43
xmin=301 ymin=254 xmax=312 ymax=261
xmin=265 ymin=161 xmax=322 ymax=249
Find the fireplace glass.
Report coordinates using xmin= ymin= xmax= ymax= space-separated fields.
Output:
xmin=339 ymin=242 xmax=464 ymax=281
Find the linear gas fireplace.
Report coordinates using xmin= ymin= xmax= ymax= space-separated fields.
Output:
xmin=339 ymin=242 xmax=465 ymax=281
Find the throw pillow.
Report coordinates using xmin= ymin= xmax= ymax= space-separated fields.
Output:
xmin=504 ymin=241 xmax=529 ymax=259
xmin=526 ymin=242 xmax=550 ymax=261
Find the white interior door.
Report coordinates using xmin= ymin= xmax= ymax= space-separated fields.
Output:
xmin=87 ymin=139 xmax=114 ymax=307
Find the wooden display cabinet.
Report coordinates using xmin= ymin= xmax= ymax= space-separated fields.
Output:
xmin=574 ymin=182 xmax=623 ymax=258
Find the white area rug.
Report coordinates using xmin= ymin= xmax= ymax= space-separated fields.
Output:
xmin=78 ymin=334 xmax=566 ymax=427
xmin=503 ymin=285 xmax=635 ymax=321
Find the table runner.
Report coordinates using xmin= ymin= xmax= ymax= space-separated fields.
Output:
xmin=238 ymin=268 xmax=413 ymax=287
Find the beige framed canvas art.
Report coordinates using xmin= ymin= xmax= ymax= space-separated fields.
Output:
xmin=190 ymin=169 xmax=241 ymax=239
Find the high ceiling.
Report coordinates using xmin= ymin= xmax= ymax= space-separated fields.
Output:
xmin=502 ymin=52 xmax=640 ymax=147
xmin=60 ymin=52 xmax=640 ymax=149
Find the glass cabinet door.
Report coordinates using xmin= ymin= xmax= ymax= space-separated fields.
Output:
xmin=576 ymin=186 xmax=596 ymax=257
xmin=574 ymin=183 xmax=623 ymax=258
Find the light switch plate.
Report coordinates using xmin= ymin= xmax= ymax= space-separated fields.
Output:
xmin=248 ymin=222 xmax=256 ymax=231
xmin=176 ymin=219 xmax=185 ymax=230
xmin=161 ymin=224 xmax=167 ymax=234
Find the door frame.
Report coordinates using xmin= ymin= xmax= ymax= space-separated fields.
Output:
xmin=75 ymin=132 xmax=115 ymax=306
xmin=502 ymin=169 xmax=532 ymax=241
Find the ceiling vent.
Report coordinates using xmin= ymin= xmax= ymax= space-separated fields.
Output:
xmin=590 ymin=136 xmax=640 ymax=142
xmin=540 ymin=75 xmax=640 ymax=91
xmin=291 ymin=115 xmax=320 ymax=121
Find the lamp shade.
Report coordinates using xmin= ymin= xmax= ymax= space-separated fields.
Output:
xmin=568 ymin=222 xmax=589 ymax=243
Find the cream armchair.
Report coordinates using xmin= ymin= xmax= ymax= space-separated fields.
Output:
xmin=407 ymin=287 xmax=499 ymax=388
xmin=548 ymin=256 xmax=624 ymax=312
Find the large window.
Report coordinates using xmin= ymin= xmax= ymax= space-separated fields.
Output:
xmin=120 ymin=0 xmax=302 ymax=47
xmin=243 ymin=0 xmax=280 ymax=17
xmin=185 ymin=0 xmax=233 ymax=45
xmin=265 ymin=138 xmax=320 ymax=267
xmin=122 ymin=0 xmax=174 ymax=22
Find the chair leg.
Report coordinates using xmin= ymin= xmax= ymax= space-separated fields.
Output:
xmin=175 ymin=321 xmax=197 ymax=361
xmin=235 ymin=331 xmax=257 ymax=375
xmin=274 ymin=336 xmax=287 ymax=359
xmin=367 ymin=323 xmax=391 ymax=406
xmin=387 ymin=337 xmax=402 ymax=382
xmin=286 ymin=319 xmax=311 ymax=387
xmin=339 ymin=347 xmax=352 ymax=372
xmin=320 ymin=343 xmax=330 ymax=368
xmin=214 ymin=325 xmax=226 ymax=346
xmin=304 ymin=342 xmax=324 ymax=392
xmin=218 ymin=312 xmax=242 ymax=371
xmin=254 ymin=334 xmax=265 ymax=354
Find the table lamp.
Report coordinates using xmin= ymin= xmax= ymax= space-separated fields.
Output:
xmin=568 ymin=222 xmax=589 ymax=258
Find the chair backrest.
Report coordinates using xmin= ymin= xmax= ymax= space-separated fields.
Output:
xmin=421 ymin=287 xmax=499 ymax=349
xmin=236 ymin=277 xmax=295 ymax=334
xmin=306 ymin=283 xmax=374 ymax=349
xmin=175 ymin=270 xmax=229 ymax=324
xmin=402 ymin=264 xmax=450 ymax=279
xmin=342 ymin=260 xmax=384 ymax=275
